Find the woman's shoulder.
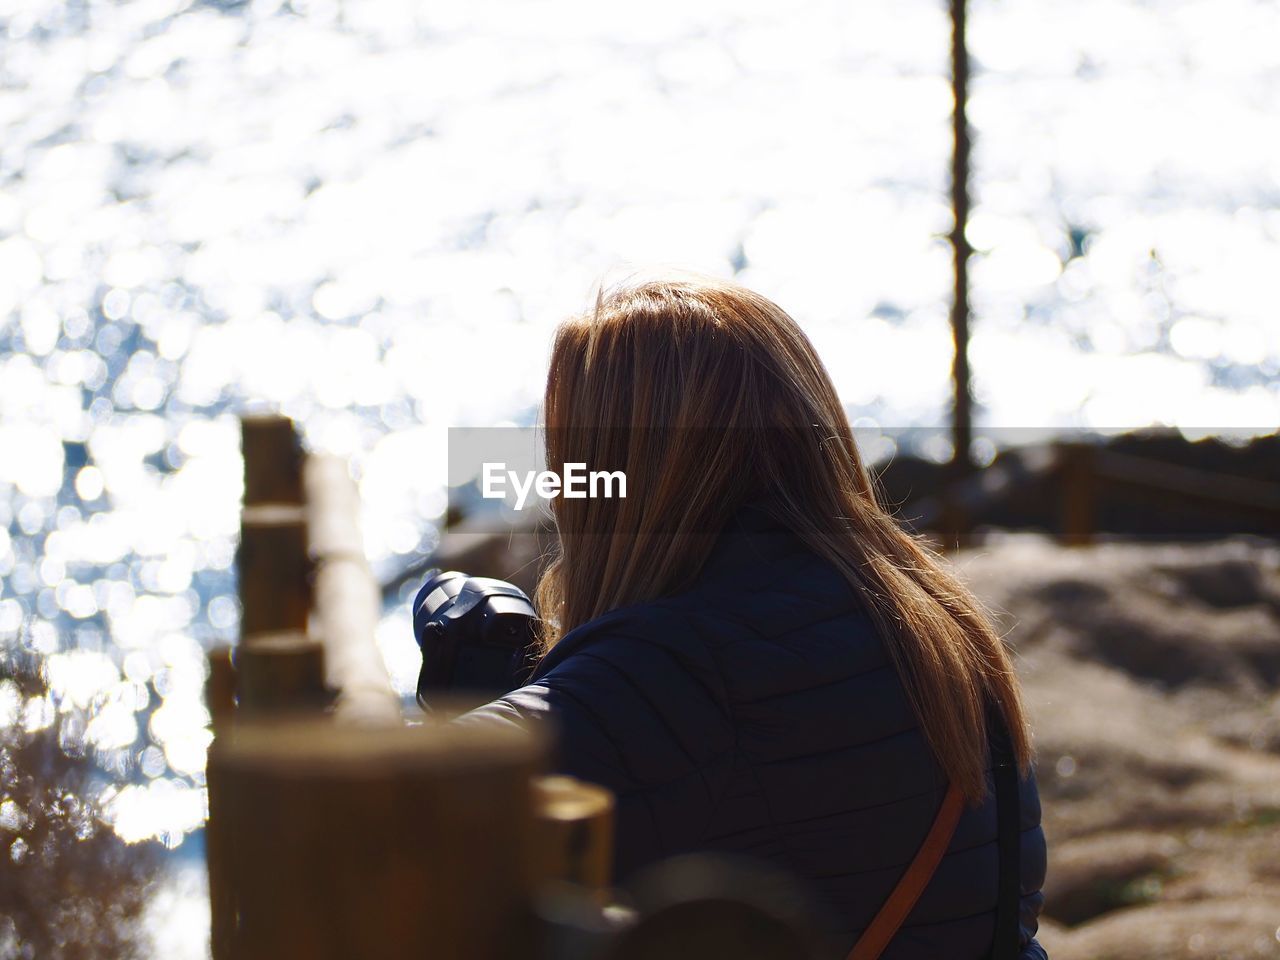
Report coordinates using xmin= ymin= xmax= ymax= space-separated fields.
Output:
xmin=533 ymin=506 xmax=884 ymax=683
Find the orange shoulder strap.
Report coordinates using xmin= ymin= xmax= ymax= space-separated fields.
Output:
xmin=847 ymin=783 xmax=966 ymax=960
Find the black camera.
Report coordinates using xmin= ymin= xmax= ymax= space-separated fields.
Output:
xmin=412 ymin=570 xmax=540 ymax=708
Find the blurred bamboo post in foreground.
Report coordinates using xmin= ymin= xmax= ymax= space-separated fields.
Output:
xmin=304 ymin=453 xmax=401 ymax=724
xmin=533 ymin=776 xmax=616 ymax=898
xmin=211 ymin=416 xmax=323 ymax=960
xmin=236 ymin=416 xmax=322 ymax=712
xmin=210 ymin=718 xmax=546 ymax=960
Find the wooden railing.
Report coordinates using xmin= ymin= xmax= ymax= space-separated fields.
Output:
xmin=906 ymin=440 xmax=1280 ymax=547
xmin=204 ymin=416 xmax=613 ymax=960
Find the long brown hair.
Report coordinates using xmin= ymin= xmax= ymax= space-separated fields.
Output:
xmin=536 ymin=274 xmax=1031 ymax=801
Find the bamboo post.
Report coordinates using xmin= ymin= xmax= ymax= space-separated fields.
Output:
xmin=235 ymin=632 xmax=329 ymax=713
xmin=241 ymin=414 xmax=304 ymax=505
xmin=304 ymin=454 xmax=401 ymax=725
xmin=1058 ymin=442 xmax=1096 ymax=546
xmin=533 ymin=776 xmax=615 ymax=896
xmin=937 ymin=492 xmax=968 ymax=552
xmin=205 ymin=716 xmax=546 ymax=960
xmin=206 ymin=752 xmax=235 ymax=960
xmin=237 ymin=417 xmax=326 ymax=713
xmin=237 ymin=504 xmax=312 ymax=639
xmin=205 ymin=646 xmax=237 ymax=960
xmin=206 ymin=645 xmax=237 ymax=732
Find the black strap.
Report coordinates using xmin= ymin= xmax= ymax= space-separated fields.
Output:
xmin=990 ymin=716 xmax=1021 ymax=960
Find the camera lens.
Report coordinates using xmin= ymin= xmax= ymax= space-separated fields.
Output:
xmin=412 ymin=571 xmax=539 ymax=699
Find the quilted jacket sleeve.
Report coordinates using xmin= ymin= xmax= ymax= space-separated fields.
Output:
xmin=453 ymin=610 xmax=735 ymax=880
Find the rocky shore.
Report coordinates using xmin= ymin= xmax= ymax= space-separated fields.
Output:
xmin=956 ymin=536 xmax=1280 ymax=960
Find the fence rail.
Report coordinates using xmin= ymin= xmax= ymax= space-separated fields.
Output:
xmin=205 ymin=415 xmax=615 ymax=960
xmin=907 ymin=439 xmax=1280 ymax=547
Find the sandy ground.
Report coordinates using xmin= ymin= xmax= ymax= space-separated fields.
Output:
xmin=955 ymin=536 xmax=1280 ymax=960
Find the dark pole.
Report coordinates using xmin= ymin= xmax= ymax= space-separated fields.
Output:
xmin=948 ymin=0 xmax=975 ymax=474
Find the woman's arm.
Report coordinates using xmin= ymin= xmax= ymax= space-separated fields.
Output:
xmin=453 ymin=616 xmax=735 ymax=880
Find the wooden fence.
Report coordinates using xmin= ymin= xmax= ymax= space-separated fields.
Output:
xmin=204 ymin=416 xmax=613 ymax=960
xmin=906 ymin=440 xmax=1280 ymax=548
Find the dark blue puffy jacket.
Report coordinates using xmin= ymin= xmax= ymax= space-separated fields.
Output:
xmin=459 ymin=505 xmax=1048 ymax=959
